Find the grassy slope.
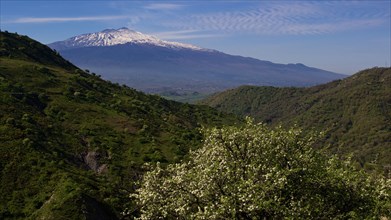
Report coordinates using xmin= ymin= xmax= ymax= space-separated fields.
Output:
xmin=201 ymin=68 xmax=391 ymax=171
xmin=0 ymin=32 xmax=239 ymax=219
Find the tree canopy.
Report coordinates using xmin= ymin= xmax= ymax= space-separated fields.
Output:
xmin=133 ymin=118 xmax=390 ymax=219
xmin=200 ymin=68 xmax=391 ymax=170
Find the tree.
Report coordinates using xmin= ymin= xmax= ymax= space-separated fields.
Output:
xmin=132 ymin=118 xmax=390 ymax=219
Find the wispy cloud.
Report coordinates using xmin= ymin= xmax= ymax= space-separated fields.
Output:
xmin=8 ymin=15 xmax=129 ymax=24
xmin=282 ymin=19 xmax=385 ymax=35
xmin=164 ymin=1 xmax=389 ymax=35
xmin=152 ymin=30 xmax=222 ymax=40
xmin=144 ymin=3 xmax=184 ymax=10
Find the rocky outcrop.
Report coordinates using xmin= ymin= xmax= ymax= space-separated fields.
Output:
xmin=81 ymin=151 xmax=108 ymax=174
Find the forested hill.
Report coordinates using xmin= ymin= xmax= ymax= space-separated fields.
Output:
xmin=0 ymin=31 xmax=77 ymax=70
xmin=201 ymin=67 xmax=391 ymax=169
xmin=0 ymin=31 xmax=239 ymax=219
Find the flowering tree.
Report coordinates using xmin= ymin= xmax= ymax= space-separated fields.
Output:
xmin=132 ymin=118 xmax=390 ymax=219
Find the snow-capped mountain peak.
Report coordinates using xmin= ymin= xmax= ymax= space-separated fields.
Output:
xmin=49 ymin=27 xmax=205 ymax=51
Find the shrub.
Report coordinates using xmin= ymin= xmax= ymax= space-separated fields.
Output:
xmin=132 ymin=118 xmax=391 ymax=219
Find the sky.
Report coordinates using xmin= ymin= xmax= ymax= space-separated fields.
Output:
xmin=1 ymin=0 xmax=390 ymax=75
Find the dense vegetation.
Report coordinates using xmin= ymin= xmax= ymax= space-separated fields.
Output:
xmin=2 ymin=31 xmax=389 ymax=219
xmin=0 ymin=31 xmax=239 ymax=219
xmin=134 ymin=119 xmax=390 ymax=219
xmin=158 ymin=89 xmax=209 ymax=104
xmin=201 ymin=68 xmax=391 ymax=173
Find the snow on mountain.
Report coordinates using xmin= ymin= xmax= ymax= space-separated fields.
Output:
xmin=49 ymin=27 xmax=346 ymax=94
xmin=49 ymin=27 xmax=206 ymax=51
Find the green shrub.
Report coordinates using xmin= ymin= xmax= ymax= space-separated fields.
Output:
xmin=133 ymin=118 xmax=391 ymax=219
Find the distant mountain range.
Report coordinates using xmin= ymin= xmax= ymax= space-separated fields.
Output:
xmin=48 ymin=28 xmax=346 ymax=94
xmin=201 ymin=67 xmax=391 ymax=169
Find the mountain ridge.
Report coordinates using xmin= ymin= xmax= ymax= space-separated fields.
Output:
xmin=201 ymin=67 xmax=391 ymax=170
xmin=49 ymin=27 xmax=207 ymax=51
xmin=48 ymin=28 xmax=346 ymax=95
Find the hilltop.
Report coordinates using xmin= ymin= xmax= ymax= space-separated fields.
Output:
xmin=0 ymin=31 xmax=239 ymax=219
xmin=201 ymin=67 xmax=391 ymax=170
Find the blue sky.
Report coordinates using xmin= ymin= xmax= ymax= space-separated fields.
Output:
xmin=1 ymin=1 xmax=390 ymax=74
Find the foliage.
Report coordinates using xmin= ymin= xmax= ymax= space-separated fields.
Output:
xmin=159 ymin=90 xmax=209 ymax=104
xmin=0 ymin=31 xmax=76 ymax=70
xmin=201 ymin=68 xmax=391 ymax=172
xmin=0 ymin=31 xmax=239 ymax=219
xmin=133 ymin=118 xmax=391 ymax=219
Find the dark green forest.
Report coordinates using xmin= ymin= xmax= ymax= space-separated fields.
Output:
xmin=201 ymin=67 xmax=391 ymax=172
xmin=0 ymin=31 xmax=239 ymax=219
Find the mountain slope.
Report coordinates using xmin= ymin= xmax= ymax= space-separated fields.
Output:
xmin=0 ymin=31 xmax=239 ymax=219
xmin=201 ymin=67 xmax=391 ymax=170
xmin=48 ymin=28 xmax=345 ymax=94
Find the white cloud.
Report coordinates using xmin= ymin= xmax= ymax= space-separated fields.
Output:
xmin=282 ymin=19 xmax=385 ymax=35
xmin=8 ymin=15 xmax=129 ymax=24
xmin=164 ymin=1 xmax=389 ymax=35
xmin=152 ymin=30 xmax=222 ymax=40
xmin=144 ymin=3 xmax=184 ymax=10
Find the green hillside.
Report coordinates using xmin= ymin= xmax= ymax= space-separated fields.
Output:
xmin=201 ymin=68 xmax=391 ymax=171
xmin=0 ymin=31 xmax=239 ymax=219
